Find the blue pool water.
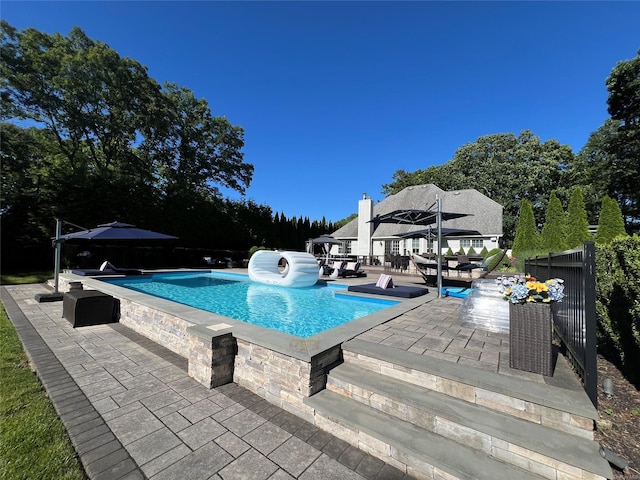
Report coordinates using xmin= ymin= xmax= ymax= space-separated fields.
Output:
xmin=102 ymin=271 xmax=398 ymax=338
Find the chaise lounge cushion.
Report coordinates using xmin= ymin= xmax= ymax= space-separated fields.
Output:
xmin=71 ymin=268 xmax=143 ymax=276
xmin=347 ymin=283 xmax=428 ymax=298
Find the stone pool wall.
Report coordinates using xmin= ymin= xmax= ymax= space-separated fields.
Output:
xmin=233 ymin=340 xmax=341 ymax=422
xmin=118 ymin=297 xmax=194 ymax=358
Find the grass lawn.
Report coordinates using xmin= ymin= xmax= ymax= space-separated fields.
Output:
xmin=1 ymin=270 xmax=53 ymax=286
xmin=0 ymin=304 xmax=86 ymax=480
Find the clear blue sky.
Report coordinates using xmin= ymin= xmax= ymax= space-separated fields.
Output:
xmin=3 ymin=2 xmax=639 ymax=223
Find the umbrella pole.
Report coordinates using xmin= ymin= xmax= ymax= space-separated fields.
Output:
xmin=54 ymin=218 xmax=62 ymax=294
xmin=436 ymin=197 xmax=443 ymax=298
xmin=35 ymin=218 xmax=64 ymax=302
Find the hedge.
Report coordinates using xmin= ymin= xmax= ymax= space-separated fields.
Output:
xmin=595 ymin=235 xmax=640 ymax=387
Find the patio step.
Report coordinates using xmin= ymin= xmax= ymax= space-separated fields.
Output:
xmin=322 ymin=362 xmax=610 ymax=480
xmin=305 ymin=389 xmax=545 ymax=480
xmin=302 ymin=338 xmax=611 ymax=479
xmin=342 ymin=338 xmax=598 ymax=439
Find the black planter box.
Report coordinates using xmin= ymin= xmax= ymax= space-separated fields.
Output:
xmin=63 ymin=290 xmax=117 ymax=327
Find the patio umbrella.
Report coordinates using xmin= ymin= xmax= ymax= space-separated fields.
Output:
xmin=310 ymin=235 xmax=343 ymax=264
xmin=60 ymin=221 xmax=178 ymax=241
xmin=370 ymin=201 xmax=470 ymax=297
xmin=396 ymin=227 xmax=480 ymax=239
xmin=37 ymin=220 xmax=178 ymax=303
xmin=369 ymin=209 xmax=469 ymax=229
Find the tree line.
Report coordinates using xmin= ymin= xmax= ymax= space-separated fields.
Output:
xmin=1 ymin=22 xmax=638 ymax=270
xmin=0 ymin=22 xmax=335 ymax=269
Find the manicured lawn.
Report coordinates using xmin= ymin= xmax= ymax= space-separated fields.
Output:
xmin=1 ymin=270 xmax=53 ymax=286
xmin=0 ymin=305 xmax=86 ymax=480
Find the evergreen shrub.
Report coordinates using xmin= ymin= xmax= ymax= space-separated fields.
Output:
xmin=595 ymin=235 xmax=640 ymax=387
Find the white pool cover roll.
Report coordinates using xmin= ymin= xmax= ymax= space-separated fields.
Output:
xmin=248 ymin=250 xmax=320 ymax=287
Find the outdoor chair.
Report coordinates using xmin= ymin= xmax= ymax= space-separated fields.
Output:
xmin=338 ymin=261 xmax=367 ymax=278
xmin=453 ymin=255 xmax=484 ymax=277
xmin=323 ymin=260 xmax=345 ymax=276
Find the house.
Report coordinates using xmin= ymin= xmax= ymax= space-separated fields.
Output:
xmin=331 ymin=184 xmax=503 ymax=263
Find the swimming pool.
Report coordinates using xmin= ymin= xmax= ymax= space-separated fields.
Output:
xmin=102 ymin=271 xmax=398 ymax=338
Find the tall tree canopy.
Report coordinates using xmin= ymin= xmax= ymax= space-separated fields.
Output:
xmin=0 ymin=21 xmax=254 ymax=258
xmin=605 ymin=49 xmax=640 ymax=229
xmin=382 ymin=131 xmax=573 ymax=243
xmin=570 ymin=119 xmax=621 ymax=224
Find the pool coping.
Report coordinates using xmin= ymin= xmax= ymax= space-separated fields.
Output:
xmin=61 ymin=270 xmax=435 ymax=363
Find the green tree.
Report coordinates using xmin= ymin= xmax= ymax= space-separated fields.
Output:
xmin=566 ymin=188 xmax=592 ymax=249
xmin=568 ymin=119 xmax=621 ymax=225
xmin=605 ymin=49 xmax=640 ymax=231
xmin=381 ymin=166 xmax=446 ymax=196
xmin=0 ymin=21 xmax=254 ymax=259
xmin=512 ymin=199 xmax=541 ymax=260
xmin=382 ymin=131 xmax=574 ymax=244
xmin=540 ymin=191 xmax=567 ymax=253
xmin=596 ymin=196 xmax=628 ymax=245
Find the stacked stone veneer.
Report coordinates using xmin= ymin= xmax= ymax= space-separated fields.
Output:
xmin=326 ymin=350 xmax=605 ymax=480
xmin=118 ymin=297 xmax=195 ymax=358
xmin=234 ymin=340 xmax=341 ymax=422
xmin=343 ymin=350 xmax=595 ymax=439
xmin=188 ymin=331 xmax=237 ymax=388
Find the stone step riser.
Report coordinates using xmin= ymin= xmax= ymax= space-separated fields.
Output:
xmin=342 ymin=349 xmax=594 ymax=439
xmin=306 ymin=390 xmax=552 ymax=480
xmin=325 ymin=379 xmax=593 ymax=480
xmin=312 ymin=408 xmax=468 ymax=480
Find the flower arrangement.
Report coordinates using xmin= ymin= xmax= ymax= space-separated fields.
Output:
xmin=496 ymin=275 xmax=565 ymax=304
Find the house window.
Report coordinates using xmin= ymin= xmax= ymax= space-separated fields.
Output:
xmin=341 ymin=240 xmax=352 ymax=255
xmin=391 ymin=240 xmax=400 ymax=255
xmin=412 ymin=238 xmax=420 ymax=253
xmin=460 ymin=239 xmax=471 ymax=248
xmin=472 ymin=239 xmax=483 ymax=248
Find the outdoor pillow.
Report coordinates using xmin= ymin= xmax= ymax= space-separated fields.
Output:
xmin=376 ymin=274 xmax=394 ymax=289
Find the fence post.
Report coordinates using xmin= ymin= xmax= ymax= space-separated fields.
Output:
xmin=583 ymin=242 xmax=597 ymax=408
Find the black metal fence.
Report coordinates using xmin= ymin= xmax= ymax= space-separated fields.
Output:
xmin=525 ymin=242 xmax=598 ymax=407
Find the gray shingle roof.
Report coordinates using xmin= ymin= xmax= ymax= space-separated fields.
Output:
xmin=332 ymin=184 xmax=502 ymax=239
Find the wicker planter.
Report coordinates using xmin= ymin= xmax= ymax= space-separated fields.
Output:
xmin=509 ymin=302 xmax=553 ymax=376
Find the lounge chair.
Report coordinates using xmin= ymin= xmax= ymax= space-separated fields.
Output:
xmin=453 ymin=255 xmax=485 ymax=277
xmin=410 ymin=254 xmax=449 ymax=274
xmin=322 ymin=261 xmax=345 ymax=277
xmin=71 ymin=260 xmax=142 ymax=276
xmin=204 ymin=256 xmax=227 ymax=268
xmin=338 ymin=261 xmax=367 ymax=278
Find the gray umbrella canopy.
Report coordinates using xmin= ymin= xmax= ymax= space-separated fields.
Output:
xmin=310 ymin=235 xmax=343 ymax=263
xmin=397 ymin=227 xmax=480 ymax=239
xmin=60 ymin=222 xmax=178 ymax=241
xmin=369 ymin=209 xmax=469 ymax=229
xmin=39 ymin=220 xmax=177 ymax=302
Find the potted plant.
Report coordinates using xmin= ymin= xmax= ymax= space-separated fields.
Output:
xmin=496 ymin=275 xmax=565 ymax=376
